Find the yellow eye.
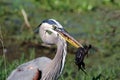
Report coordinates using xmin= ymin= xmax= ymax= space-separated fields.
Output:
xmin=52 ymin=25 xmax=57 ymax=30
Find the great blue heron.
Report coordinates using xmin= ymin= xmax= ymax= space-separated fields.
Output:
xmin=7 ymin=19 xmax=83 ymax=80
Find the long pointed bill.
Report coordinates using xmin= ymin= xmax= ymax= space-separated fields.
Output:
xmin=56 ymin=28 xmax=83 ymax=48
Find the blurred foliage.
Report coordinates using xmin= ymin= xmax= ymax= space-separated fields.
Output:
xmin=34 ymin=0 xmax=120 ymax=12
xmin=0 ymin=0 xmax=120 ymax=80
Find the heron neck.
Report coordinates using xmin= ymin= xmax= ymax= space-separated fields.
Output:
xmin=42 ymin=37 xmax=67 ymax=80
xmin=52 ymin=37 xmax=67 ymax=78
xmin=53 ymin=37 xmax=67 ymax=64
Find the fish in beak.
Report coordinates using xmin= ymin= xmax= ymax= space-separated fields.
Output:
xmin=55 ymin=28 xmax=91 ymax=73
xmin=75 ymin=45 xmax=91 ymax=73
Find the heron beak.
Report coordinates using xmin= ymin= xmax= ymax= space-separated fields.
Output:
xmin=56 ymin=29 xmax=83 ymax=48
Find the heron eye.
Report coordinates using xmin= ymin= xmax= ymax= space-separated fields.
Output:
xmin=52 ymin=25 xmax=57 ymax=30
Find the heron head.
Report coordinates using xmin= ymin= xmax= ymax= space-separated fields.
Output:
xmin=35 ymin=19 xmax=83 ymax=48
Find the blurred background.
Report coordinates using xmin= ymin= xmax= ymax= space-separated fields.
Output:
xmin=0 ymin=0 xmax=120 ymax=80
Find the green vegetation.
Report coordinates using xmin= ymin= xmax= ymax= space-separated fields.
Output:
xmin=0 ymin=0 xmax=120 ymax=80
